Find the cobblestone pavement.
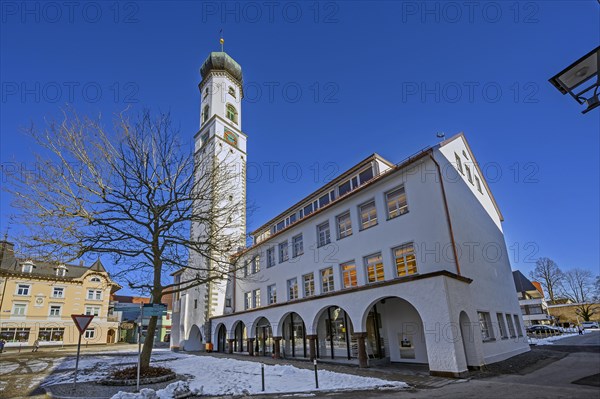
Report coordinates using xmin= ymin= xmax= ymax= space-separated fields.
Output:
xmin=0 ymin=344 xmax=139 ymax=399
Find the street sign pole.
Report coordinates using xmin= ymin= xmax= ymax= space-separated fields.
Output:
xmin=70 ymin=314 xmax=95 ymax=386
xmin=73 ymin=332 xmax=82 ymax=384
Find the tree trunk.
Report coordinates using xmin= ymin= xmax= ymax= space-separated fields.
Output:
xmin=140 ymin=314 xmax=159 ymax=369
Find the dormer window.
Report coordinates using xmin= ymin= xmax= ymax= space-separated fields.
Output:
xmin=226 ymin=104 xmax=238 ymax=124
xmin=21 ymin=261 xmax=34 ymax=273
xmin=90 ymin=277 xmax=101 ymax=283
xmin=55 ymin=265 xmax=67 ymax=277
xmin=228 ymin=86 xmax=236 ymax=98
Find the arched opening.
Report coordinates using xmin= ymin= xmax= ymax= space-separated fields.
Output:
xmin=460 ymin=311 xmax=479 ymax=368
xmin=216 ymin=324 xmax=227 ymax=352
xmin=232 ymin=321 xmax=246 ymax=352
xmin=254 ymin=317 xmax=273 ymax=356
xmin=186 ymin=325 xmax=203 ymax=351
xmin=107 ymin=329 xmax=115 ymax=344
xmin=362 ymin=297 xmax=428 ymax=364
xmin=280 ymin=312 xmax=307 ymax=358
xmin=226 ymin=103 xmax=238 ymax=124
xmin=315 ymin=306 xmax=354 ymax=360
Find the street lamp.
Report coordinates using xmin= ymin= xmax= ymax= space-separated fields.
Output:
xmin=549 ymin=46 xmax=600 ymax=114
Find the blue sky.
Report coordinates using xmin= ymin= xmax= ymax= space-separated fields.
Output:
xmin=1 ymin=1 xmax=599 ymax=287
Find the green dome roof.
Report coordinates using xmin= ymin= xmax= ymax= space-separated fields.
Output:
xmin=200 ymin=52 xmax=243 ymax=83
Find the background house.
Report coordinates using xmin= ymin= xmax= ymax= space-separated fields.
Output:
xmin=512 ymin=270 xmax=553 ymax=327
xmin=0 ymin=239 xmax=120 ymax=347
xmin=110 ymin=294 xmax=172 ymax=344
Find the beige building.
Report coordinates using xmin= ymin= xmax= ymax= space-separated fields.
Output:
xmin=0 ymin=239 xmax=120 ymax=347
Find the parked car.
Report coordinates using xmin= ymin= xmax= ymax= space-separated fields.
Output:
xmin=581 ymin=321 xmax=599 ymax=329
xmin=526 ymin=325 xmax=562 ymax=335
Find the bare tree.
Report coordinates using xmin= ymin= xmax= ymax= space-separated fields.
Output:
xmin=594 ymin=275 xmax=600 ymax=303
xmin=560 ymin=268 xmax=598 ymax=322
xmin=8 ymin=109 xmax=247 ymax=368
xmin=530 ymin=257 xmax=564 ymax=303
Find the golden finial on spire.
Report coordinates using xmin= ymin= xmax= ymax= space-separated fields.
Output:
xmin=219 ymin=29 xmax=224 ymax=52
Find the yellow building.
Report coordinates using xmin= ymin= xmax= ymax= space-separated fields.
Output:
xmin=0 ymin=240 xmax=121 ymax=348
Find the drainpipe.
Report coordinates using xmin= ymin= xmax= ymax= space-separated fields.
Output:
xmin=429 ymin=153 xmax=461 ymax=276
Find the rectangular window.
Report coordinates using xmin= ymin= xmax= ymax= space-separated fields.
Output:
xmin=16 ymin=284 xmax=30 ymax=296
xmin=337 ymin=212 xmax=352 ymax=239
xmin=317 ymin=222 xmax=331 ymax=247
xmin=252 ymin=255 xmax=260 ymax=274
xmin=359 ymin=167 xmax=374 ymax=184
xmin=38 ymin=327 xmax=64 ymax=342
xmin=303 ymin=203 xmax=313 ymax=217
xmin=513 ymin=314 xmax=523 ymax=337
xmin=496 ymin=313 xmax=507 ymax=338
xmin=276 ymin=220 xmax=285 ymax=232
xmin=465 ymin=165 xmax=473 ymax=184
xmin=320 ymin=267 xmax=335 ymax=293
xmin=292 ymin=234 xmax=303 ymax=257
xmin=365 ymin=253 xmax=385 ymax=283
xmin=84 ymin=328 xmax=95 ymax=339
xmin=52 ymin=287 xmax=64 ymax=298
xmin=478 ymin=312 xmax=494 ymax=341
xmin=338 ymin=180 xmax=351 ymax=197
xmin=244 ymin=292 xmax=252 ymax=310
xmin=386 ymin=186 xmax=408 ymax=219
xmin=303 ymin=273 xmax=315 ymax=297
xmin=341 ymin=261 xmax=357 ymax=289
xmin=87 ymin=289 xmax=102 ymax=300
xmin=475 ymin=176 xmax=482 ymax=193
xmin=287 ymin=278 xmax=299 ymax=301
xmin=267 ymin=247 xmax=276 ymax=268
xmin=49 ymin=305 xmax=61 ymax=317
xmin=455 ymin=153 xmax=463 ymax=174
xmin=225 ymin=298 xmax=232 ymax=307
xmin=319 ymin=193 xmax=330 ymax=208
xmin=393 ymin=243 xmax=417 ymax=277
xmin=85 ymin=306 xmax=100 ymax=316
xmin=267 ymin=284 xmax=277 ymax=305
xmin=506 ymin=314 xmax=516 ymax=337
xmin=12 ymin=303 xmax=26 ymax=316
xmin=279 ymin=241 xmax=289 ymax=263
xmin=359 ymin=201 xmax=377 ymax=230
xmin=0 ymin=328 xmax=30 ymax=342
xmin=22 ymin=264 xmax=33 ymax=273
xmin=253 ymin=289 xmax=261 ymax=308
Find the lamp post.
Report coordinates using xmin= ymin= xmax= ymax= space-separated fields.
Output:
xmin=549 ymin=46 xmax=600 ymax=114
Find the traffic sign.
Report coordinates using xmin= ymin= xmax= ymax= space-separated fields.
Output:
xmin=71 ymin=314 xmax=95 ymax=385
xmin=71 ymin=314 xmax=95 ymax=334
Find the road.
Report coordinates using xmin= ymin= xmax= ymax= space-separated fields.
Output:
xmin=551 ymin=329 xmax=600 ymax=346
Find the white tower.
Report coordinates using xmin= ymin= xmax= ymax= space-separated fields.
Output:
xmin=179 ymin=51 xmax=247 ymax=348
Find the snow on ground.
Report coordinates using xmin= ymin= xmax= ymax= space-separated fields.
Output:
xmin=165 ymin=355 xmax=407 ymax=396
xmin=528 ymin=328 xmax=595 ymax=345
xmin=41 ymin=349 xmax=182 ymax=387
xmin=42 ymin=349 xmax=407 ymax=397
xmin=528 ymin=332 xmax=578 ymax=345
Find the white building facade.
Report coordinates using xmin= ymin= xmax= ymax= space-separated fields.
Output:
xmin=173 ymin=51 xmax=530 ymax=377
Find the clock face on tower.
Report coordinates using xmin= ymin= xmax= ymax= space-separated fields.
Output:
xmin=223 ymin=129 xmax=238 ymax=147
